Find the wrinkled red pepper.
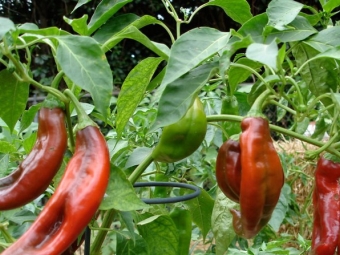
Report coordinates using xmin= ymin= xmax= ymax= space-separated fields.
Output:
xmin=311 ymin=156 xmax=340 ymax=255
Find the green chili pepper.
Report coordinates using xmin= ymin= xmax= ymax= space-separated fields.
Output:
xmin=170 ymin=207 xmax=192 ymax=255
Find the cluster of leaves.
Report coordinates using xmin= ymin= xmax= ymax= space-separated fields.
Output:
xmin=1 ymin=0 xmax=340 ymax=254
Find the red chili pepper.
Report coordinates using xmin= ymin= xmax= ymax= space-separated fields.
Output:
xmin=215 ymin=139 xmax=241 ymax=203
xmin=0 ymin=107 xmax=67 ymax=210
xmin=2 ymin=125 xmax=110 ymax=255
xmin=230 ymin=117 xmax=284 ymax=239
xmin=311 ymin=156 xmax=340 ymax=255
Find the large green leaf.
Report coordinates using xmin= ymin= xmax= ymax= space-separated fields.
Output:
xmin=184 ymin=186 xmax=214 ymax=241
xmin=266 ymin=0 xmax=303 ymax=31
xmin=137 ymin=214 xmax=179 ymax=255
xmin=292 ymin=43 xmax=337 ymax=111
xmin=56 ymin=35 xmax=113 ymax=119
xmin=99 ymin=164 xmax=149 ymax=211
xmin=206 ymin=0 xmax=252 ymax=25
xmin=116 ymin=57 xmax=163 ymax=138
xmin=212 ymin=189 xmax=239 ymax=255
xmin=246 ymin=40 xmax=278 ymax=70
xmin=0 ymin=70 xmax=29 ymax=132
xmin=322 ymin=0 xmax=340 ymax=12
xmin=0 ymin=17 xmax=15 ymax=40
xmin=100 ymin=26 xmax=170 ymax=59
xmin=151 ymin=61 xmax=218 ymax=132
xmin=87 ymin=0 xmax=133 ymax=35
xmin=160 ymin=27 xmax=230 ymax=89
xmin=304 ymin=26 xmax=340 ymax=52
xmin=237 ymin=13 xmax=268 ymax=43
xmin=116 ymin=231 xmax=149 ymax=255
xmin=266 ymin=16 xmax=317 ymax=43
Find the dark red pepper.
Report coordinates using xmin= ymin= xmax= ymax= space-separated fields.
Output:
xmin=0 ymin=107 xmax=67 ymax=210
xmin=311 ymin=156 xmax=340 ymax=255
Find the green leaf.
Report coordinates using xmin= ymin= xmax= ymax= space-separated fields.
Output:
xmin=72 ymin=0 xmax=92 ymax=13
xmin=266 ymin=0 xmax=303 ymax=31
xmin=137 ymin=214 xmax=179 ymax=255
xmin=268 ymin=184 xmax=290 ymax=232
xmin=63 ymin=15 xmax=89 ymax=35
xmin=237 ymin=13 xmax=268 ymax=43
xmin=87 ymin=0 xmax=133 ymax=35
xmin=101 ymin=26 xmax=170 ymax=59
xmin=0 ymin=17 xmax=15 ymax=40
xmin=184 ymin=186 xmax=214 ymax=241
xmin=116 ymin=57 xmax=163 ymax=138
xmin=0 ymin=70 xmax=29 ymax=132
xmin=229 ymin=58 xmax=262 ymax=93
xmin=116 ymin=231 xmax=149 ymax=255
xmin=0 ymin=155 xmax=10 ymax=177
xmin=119 ymin=211 xmax=136 ymax=243
xmin=323 ymin=0 xmax=340 ymax=12
xmin=19 ymin=104 xmax=41 ymax=133
xmin=125 ymin=147 xmax=153 ymax=168
xmin=266 ymin=16 xmax=317 ymax=43
xmin=206 ymin=0 xmax=252 ymax=25
xmin=22 ymin=132 xmax=37 ymax=154
xmin=99 ymin=164 xmax=149 ymax=211
xmin=0 ymin=140 xmax=17 ymax=154
xmin=151 ymin=61 xmax=218 ymax=132
xmin=246 ymin=40 xmax=278 ymax=70
xmin=292 ymin=43 xmax=337 ymax=111
xmin=160 ymin=27 xmax=230 ymax=89
xmin=305 ymin=26 xmax=340 ymax=52
xmin=212 ymin=189 xmax=239 ymax=255
xmin=56 ymin=35 xmax=113 ymax=119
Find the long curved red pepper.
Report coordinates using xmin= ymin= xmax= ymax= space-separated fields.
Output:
xmin=0 ymin=107 xmax=67 ymax=210
xmin=2 ymin=125 xmax=110 ymax=255
xmin=215 ymin=139 xmax=241 ymax=203
xmin=230 ymin=117 xmax=284 ymax=239
xmin=311 ymin=156 xmax=340 ymax=255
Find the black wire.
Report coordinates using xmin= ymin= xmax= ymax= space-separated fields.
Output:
xmin=133 ymin=181 xmax=201 ymax=204
xmin=84 ymin=182 xmax=200 ymax=254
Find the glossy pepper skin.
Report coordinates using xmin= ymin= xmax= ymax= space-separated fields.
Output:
xmin=215 ymin=139 xmax=241 ymax=203
xmin=170 ymin=207 xmax=192 ymax=255
xmin=311 ymin=156 xmax=340 ymax=255
xmin=2 ymin=125 xmax=110 ymax=255
xmin=152 ymin=97 xmax=207 ymax=163
xmin=0 ymin=107 xmax=67 ymax=210
xmin=230 ymin=117 xmax=284 ymax=239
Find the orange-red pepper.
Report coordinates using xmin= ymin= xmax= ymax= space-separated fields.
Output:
xmin=2 ymin=125 xmax=110 ymax=255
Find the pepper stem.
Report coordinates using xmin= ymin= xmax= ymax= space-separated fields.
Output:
xmin=247 ymin=90 xmax=272 ymax=117
xmin=63 ymin=89 xmax=97 ymax=130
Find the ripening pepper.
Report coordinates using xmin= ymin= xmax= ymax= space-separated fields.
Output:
xmin=311 ymin=155 xmax=340 ymax=255
xmin=170 ymin=207 xmax=192 ymax=255
xmin=152 ymin=97 xmax=207 ymax=163
xmin=2 ymin=125 xmax=110 ymax=255
xmin=215 ymin=139 xmax=241 ymax=203
xmin=0 ymin=101 xmax=67 ymax=210
xmin=223 ymin=117 xmax=284 ymax=239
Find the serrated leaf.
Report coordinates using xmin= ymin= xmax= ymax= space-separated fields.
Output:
xmin=212 ymin=189 xmax=239 ymax=255
xmin=87 ymin=0 xmax=133 ymax=35
xmin=0 ymin=140 xmax=17 ymax=154
xmin=151 ymin=61 xmax=218 ymax=132
xmin=246 ymin=40 xmax=278 ymax=70
xmin=56 ymin=35 xmax=113 ymax=119
xmin=0 ymin=17 xmax=15 ymax=40
xmin=137 ymin=214 xmax=178 ymax=255
xmin=100 ymin=164 xmax=149 ymax=211
xmin=0 ymin=70 xmax=29 ymax=132
xmin=160 ymin=27 xmax=230 ymax=89
xmin=266 ymin=0 xmax=303 ymax=31
xmin=206 ymin=0 xmax=252 ymax=25
xmin=184 ymin=186 xmax=214 ymax=240
xmin=116 ymin=57 xmax=163 ymax=138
